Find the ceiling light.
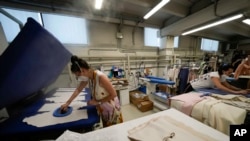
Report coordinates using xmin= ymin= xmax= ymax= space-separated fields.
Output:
xmin=95 ymin=0 xmax=103 ymax=10
xmin=182 ymin=13 xmax=243 ymax=36
xmin=242 ymin=19 xmax=250 ymax=26
xmin=143 ymin=0 xmax=170 ymax=19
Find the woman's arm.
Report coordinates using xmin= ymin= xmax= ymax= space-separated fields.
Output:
xmin=221 ymin=81 xmax=241 ymax=91
xmin=211 ymin=77 xmax=247 ymax=94
xmin=243 ymin=63 xmax=250 ymax=69
xmin=61 ymin=81 xmax=88 ymax=110
xmin=234 ymin=60 xmax=245 ymax=79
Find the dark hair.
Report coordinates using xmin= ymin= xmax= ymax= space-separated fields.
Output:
xmin=218 ymin=64 xmax=233 ymax=75
xmin=71 ymin=55 xmax=90 ymax=73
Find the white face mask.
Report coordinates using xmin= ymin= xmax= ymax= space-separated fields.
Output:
xmin=77 ymin=76 xmax=89 ymax=81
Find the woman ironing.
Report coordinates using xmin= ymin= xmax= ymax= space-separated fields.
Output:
xmin=61 ymin=55 xmax=123 ymax=127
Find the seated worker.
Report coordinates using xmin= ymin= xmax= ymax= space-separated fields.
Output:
xmin=232 ymin=55 xmax=250 ymax=89
xmin=184 ymin=64 xmax=248 ymax=95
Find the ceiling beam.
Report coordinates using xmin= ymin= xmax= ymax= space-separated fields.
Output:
xmin=162 ymin=0 xmax=189 ymax=17
xmin=123 ymin=0 xmax=188 ymax=17
xmin=191 ymin=31 xmax=230 ymax=41
xmin=160 ymin=0 xmax=250 ymax=36
xmin=216 ymin=21 xmax=250 ymax=38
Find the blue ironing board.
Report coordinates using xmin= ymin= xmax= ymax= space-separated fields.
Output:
xmin=145 ymin=76 xmax=175 ymax=85
xmin=197 ymin=88 xmax=250 ymax=98
xmin=149 ymin=78 xmax=175 ymax=85
xmin=146 ymin=76 xmax=166 ymax=80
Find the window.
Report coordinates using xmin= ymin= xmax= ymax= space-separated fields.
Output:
xmin=200 ymin=38 xmax=219 ymax=52
xmin=144 ymin=27 xmax=160 ymax=47
xmin=0 ymin=8 xmax=41 ymax=42
xmin=42 ymin=13 xmax=88 ymax=45
xmin=0 ymin=8 xmax=88 ymax=45
xmin=173 ymin=36 xmax=179 ymax=48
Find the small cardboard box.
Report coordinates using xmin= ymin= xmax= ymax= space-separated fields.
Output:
xmin=129 ymin=91 xmax=149 ymax=106
xmin=137 ymin=100 xmax=153 ymax=112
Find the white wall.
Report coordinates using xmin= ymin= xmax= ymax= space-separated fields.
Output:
xmin=0 ymin=17 xmax=222 ymax=90
xmin=49 ymin=20 xmax=225 ymax=90
xmin=48 ymin=20 xmax=159 ymax=89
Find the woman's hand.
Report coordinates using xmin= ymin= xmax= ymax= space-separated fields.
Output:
xmin=87 ymin=99 xmax=100 ymax=106
xmin=246 ymin=89 xmax=250 ymax=93
xmin=61 ymin=103 xmax=70 ymax=111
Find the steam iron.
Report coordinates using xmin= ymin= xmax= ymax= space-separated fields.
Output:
xmin=53 ymin=106 xmax=73 ymax=117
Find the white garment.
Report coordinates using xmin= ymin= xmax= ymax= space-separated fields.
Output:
xmin=23 ymin=109 xmax=88 ymax=127
xmin=190 ymin=72 xmax=225 ymax=89
xmin=128 ymin=115 xmax=219 ymax=141
xmin=166 ymin=68 xmax=180 ymax=88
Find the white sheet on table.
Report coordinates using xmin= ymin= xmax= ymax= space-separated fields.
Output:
xmin=38 ymin=101 xmax=87 ymax=112
xmin=52 ymin=91 xmax=87 ymax=97
xmin=55 ymin=109 xmax=229 ymax=141
xmin=57 ymin=88 xmax=86 ymax=91
xmin=46 ymin=95 xmax=85 ymax=103
xmin=23 ymin=109 xmax=88 ymax=127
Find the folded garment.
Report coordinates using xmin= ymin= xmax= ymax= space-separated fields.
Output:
xmin=170 ymin=92 xmax=205 ymax=115
xmin=128 ymin=115 xmax=219 ymax=141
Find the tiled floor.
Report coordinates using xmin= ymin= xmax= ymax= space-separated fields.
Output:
xmin=121 ymin=103 xmax=157 ymax=122
xmin=121 ymin=93 xmax=168 ymax=122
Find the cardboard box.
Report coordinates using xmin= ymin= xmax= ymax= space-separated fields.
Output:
xmin=137 ymin=100 xmax=153 ymax=112
xmin=129 ymin=91 xmax=149 ymax=106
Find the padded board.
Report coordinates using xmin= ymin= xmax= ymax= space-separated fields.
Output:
xmin=146 ymin=76 xmax=166 ymax=80
xmin=149 ymin=78 xmax=175 ymax=85
xmin=0 ymin=18 xmax=72 ymax=109
xmin=197 ymin=88 xmax=250 ymax=98
xmin=145 ymin=76 xmax=175 ymax=85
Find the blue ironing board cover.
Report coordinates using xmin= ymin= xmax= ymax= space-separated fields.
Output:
xmin=146 ymin=76 xmax=166 ymax=80
xmin=197 ymin=88 xmax=250 ymax=98
xmin=149 ymin=78 xmax=175 ymax=85
xmin=145 ymin=76 xmax=175 ymax=85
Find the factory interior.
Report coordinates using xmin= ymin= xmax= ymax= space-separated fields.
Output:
xmin=1 ymin=0 xmax=250 ymax=140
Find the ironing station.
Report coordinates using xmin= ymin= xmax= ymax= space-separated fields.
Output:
xmin=0 ymin=18 xmax=99 ymax=140
xmin=139 ymin=76 xmax=175 ymax=110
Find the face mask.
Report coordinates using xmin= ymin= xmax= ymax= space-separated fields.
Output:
xmin=77 ymin=76 xmax=89 ymax=81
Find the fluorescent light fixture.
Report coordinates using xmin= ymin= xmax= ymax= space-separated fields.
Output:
xmin=182 ymin=13 xmax=243 ymax=35
xmin=95 ymin=0 xmax=103 ymax=10
xmin=242 ymin=19 xmax=250 ymax=25
xmin=143 ymin=0 xmax=170 ymax=19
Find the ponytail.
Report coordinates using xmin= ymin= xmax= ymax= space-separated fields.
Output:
xmin=70 ymin=55 xmax=90 ymax=73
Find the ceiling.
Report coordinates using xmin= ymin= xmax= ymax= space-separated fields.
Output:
xmin=1 ymin=0 xmax=250 ymax=43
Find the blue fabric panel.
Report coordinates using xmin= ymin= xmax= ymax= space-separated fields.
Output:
xmin=177 ymin=68 xmax=189 ymax=94
xmin=149 ymin=78 xmax=175 ymax=85
xmin=0 ymin=18 xmax=72 ymax=109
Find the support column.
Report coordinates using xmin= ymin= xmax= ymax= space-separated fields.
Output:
xmin=160 ymin=35 xmax=175 ymax=64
